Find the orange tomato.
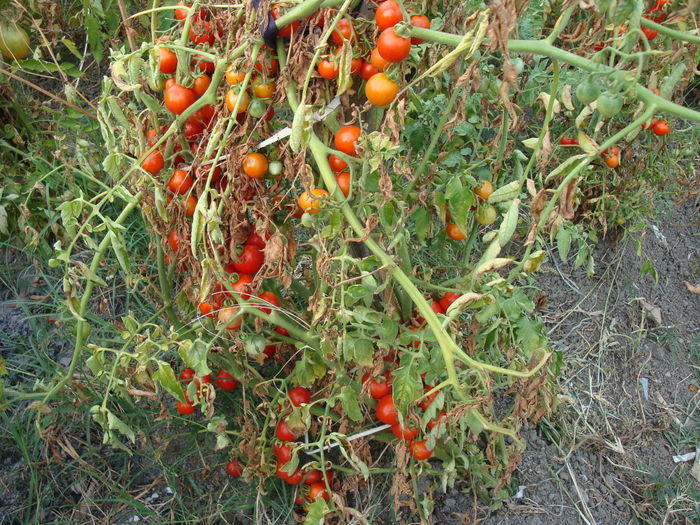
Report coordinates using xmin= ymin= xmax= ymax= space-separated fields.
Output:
xmin=242 ymin=152 xmax=268 ymax=178
xmin=298 ymin=188 xmax=329 ymax=214
xmin=474 ymin=180 xmax=494 ymax=199
xmin=225 ymin=89 xmax=251 ymax=113
xmin=365 ymin=72 xmax=398 ymax=106
xmin=335 ymin=171 xmax=350 ymax=197
xmin=446 ymin=223 xmax=466 ymax=241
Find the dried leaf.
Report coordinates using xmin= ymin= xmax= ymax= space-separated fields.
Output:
xmin=559 ymin=177 xmax=579 ymax=220
xmin=684 ymin=281 xmax=700 ymax=294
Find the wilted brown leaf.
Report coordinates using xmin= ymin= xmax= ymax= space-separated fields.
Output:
xmin=531 ymin=189 xmax=548 ymax=220
xmin=559 ymin=177 xmax=579 ymax=219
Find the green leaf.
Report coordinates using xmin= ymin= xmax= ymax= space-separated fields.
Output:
xmin=178 ymin=339 xmax=212 ymax=377
xmin=340 ymin=385 xmax=363 ymax=421
xmin=392 ymin=358 xmax=422 ymax=415
xmin=303 ymin=498 xmax=327 ymax=524
xmin=85 ymin=14 xmax=104 ymax=62
xmin=556 ymin=227 xmax=571 ymax=262
xmin=153 ymin=360 xmax=185 ymax=402
xmin=412 ymin=207 xmax=429 ymax=242
xmin=61 ymin=38 xmax=83 ymax=60
xmin=107 ymin=228 xmax=130 ymax=274
xmin=498 ymin=199 xmax=519 ymax=246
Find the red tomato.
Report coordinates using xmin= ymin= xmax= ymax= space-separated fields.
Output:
xmin=141 ymin=149 xmax=164 ymax=175
xmin=605 ymin=155 xmax=619 ymax=168
xmin=192 ymin=57 xmax=214 ymax=74
xmin=198 ymin=302 xmax=215 ymax=318
xmin=192 ymin=74 xmax=211 ymax=97
xmin=246 ymin=229 xmax=267 ymax=249
xmin=167 ymin=169 xmax=194 ymax=195
xmin=273 ymin=443 xmax=292 ymax=462
xmin=226 ymin=460 xmax=242 ymax=477
xmin=427 ymin=409 xmax=447 ymax=430
xmin=308 ymin=482 xmax=329 ymax=501
xmin=375 ymin=1 xmax=403 ymax=31
xmin=230 ymin=244 xmax=264 ymax=275
xmin=289 ymin=386 xmax=311 ymax=407
xmin=168 ymin=230 xmax=180 ymax=251
xmin=377 ymin=28 xmax=411 ymax=62
xmin=189 ymin=104 xmax=215 ymax=126
xmin=271 ymin=4 xmax=300 ymax=37
xmin=189 ymin=20 xmax=217 ymax=45
xmin=418 ymin=384 xmax=437 ymax=411
xmin=215 ymin=369 xmax=238 ymax=391
xmin=159 ymin=48 xmax=177 ymax=74
xmin=446 ymin=223 xmax=466 ymax=241
xmin=335 ymin=171 xmax=350 ymax=197
xmin=231 ymin=273 xmax=254 ymax=298
xmin=438 ymin=292 xmax=462 ymax=313
xmin=328 ymin=154 xmax=348 ymax=172
xmin=391 ymin=422 xmax=418 ymax=441
xmin=409 ymin=15 xmax=430 ymax=44
xmin=415 ymin=299 xmax=444 ymax=324
xmin=652 ymin=119 xmax=670 ymax=136
xmin=184 ymin=120 xmax=203 ymax=141
xmin=360 ymin=60 xmax=379 ymax=81
xmin=362 ymin=371 xmax=392 ymax=399
xmin=257 ymin=291 xmax=280 ymax=314
xmin=304 ymin=469 xmax=323 ymax=485
xmin=184 ymin=195 xmax=197 ymax=216
xmin=275 ymin=325 xmax=289 ymax=337
xmin=641 ymin=26 xmax=658 ymax=41
xmin=376 ymin=394 xmax=399 ymax=425
xmin=276 ymin=460 xmax=303 ymax=484
xmin=164 ymin=84 xmax=196 ymax=114
xmin=176 ymin=401 xmax=196 ymax=415
xmin=409 ymin=440 xmax=433 ymax=460
xmin=334 ymin=125 xmax=361 ymax=157
xmin=370 ymin=47 xmax=390 ymax=72
xmin=317 ymin=58 xmax=339 ymax=79
xmin=276 ymin=419 xmax=296 ymax=441
xmin=331 ymin=18 xmax=355 ymax=45
xmin=175 ymin=2 xmax=189 ymax=22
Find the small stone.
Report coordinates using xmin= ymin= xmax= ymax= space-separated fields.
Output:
xmin=615 ymin=499 xmax=626 ymax=510
xmin=59 ymin=356 xmax=71 ymax=367
xmin=560 ymin=471 xmax=570 ymax=481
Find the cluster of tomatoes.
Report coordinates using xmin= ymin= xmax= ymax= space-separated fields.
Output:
xmin=444 ymin=179 xmax=496 ymax=241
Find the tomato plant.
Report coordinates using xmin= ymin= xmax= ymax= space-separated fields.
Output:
xmin=17 ymin=0 xmax=699 ymax=521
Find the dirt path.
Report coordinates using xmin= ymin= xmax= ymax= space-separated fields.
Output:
xmin=436 ymin=200 xmax=700 ymax=524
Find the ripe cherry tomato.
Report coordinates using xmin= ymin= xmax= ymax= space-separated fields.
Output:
xmin=167 ymin=169 xmax=194 ymax=195
xmin=376 ymin=394 xmax=399 ymax=425
xmin=198 ymin=302 xmax=215 ymax=318
xmin=308 ymin=482 xmax=329 ymax=501
xmin=168 ymin=230 xmax=180 ymax=251
xmin=276 ymin=419 xmax=296 ymax=441
xmin=418 ymin=384 xmax=438 ymax=411
xmin=184 ymin=120 xmax=203 ymax=141
xmin=328 ymin=154 xmax=347 ymax=172
xmin=331 ymin=18 xmax=355 ymax=45
xmin=391 ymin=422 xmax=418 ymax=441
xmin=252 ymin=79 xmax=276 ymax=99
xmin=415 ymin=299 xmax=444 ymax=324
xmin=184 ymin=195 xmax=198 ymax=216
xmin=409 ymin=440 xmax=433 ymax=460
xmin=159 ymin=48 xmax=177 ymax=74
xmin=215 ymin=369 xmax=238 ymax=391
xmin=334 ymin=125 xmax=361 ymax=156
xmin=193 ymin=74 xmax=211 ymax=97
xmin=226 ymin=460 xmax=242 ymax=477
xmin=230 ymin=273 xmax=254 ymax=298
xmin=176 ymin=400 xmax=196 ymax=415
xmin=446 ymin=223 xmax=466 ymax=241
xmin=362 ymin=371 xmax=392 ymax=399
xmin=360 ymin=60 xmax=380 ymax=81
xmin=243 ymin=152 xmax=268 ymax=178
xmin=298 ymin=188 xmax=329 ymax=214
xmin=230 ymin=244 xmax=264 ymax=275
xmin=474 ymin=179 xmax=494 ymax=199
xmin=641 ymin=26 xmax=658 ymax=41
xmin=271 ymin=4 xmax=301 ymax=37
xmin=559 ymin=135 xmax=579 ymax=146
xmin=289 ymin=386 xmax=311 ymax=407
xmin=335 ymin=172 xmax=350 ymax=197
xmin=275 ymin=326 xmax=289 ymax=337
xmin=317 ymin=58 xmax=339 ymax=79
xmin=304 ymin=469 xmax=323 ymax=485
xmin=438 ymin=292 xmax=462 ymax=313
xmin=365 ymin=73 xmax=398 ymax=106
xmin=189 ymin=104 xmax=215 ymax=126
xmin=225 ymin=89 xmax=251 ymax=113
xmin=410 ymin=15 xmax=431 ymax=44
xmin=246 ymin=229 xmax=267 ymax=249
xmin=370 ymin=47 xmax=390 ymax=72
xmin=273 ymin=443 xmax=293 ymax=462
xmin=226 ymin=67 xmax=245 ymax=86
xmin=141 ymin=150 xmax=164 ymax=175
xmin=605 ymin=154 xmax=619 ymax=168
xmin=375 ymin=1 xmax=403 ymax=31
xmin=652 ymin=119 xmax=670 ymax=136
xmin=276 ymin=460 xmax=303 ymax=484
xmin=189 ymin=20 xmax=217 ymax=45
xmin=165 ymin=84 xmax=196 ymax=114
xmin=427 ymin=409 xmax=447 ymax=430
xmin=257 ymin=291 xmax=280 ymax=314
xmin=377 ymin=28 xmax=411 ymax=62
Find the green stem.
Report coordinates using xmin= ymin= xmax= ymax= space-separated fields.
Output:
xmin=640 ymin=17 xmax=700 ymax=44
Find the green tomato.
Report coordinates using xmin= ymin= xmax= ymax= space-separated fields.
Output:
xmin=248 ymin=99 xmax=267 ymax=119
xmin=0 ymin=22 xmax=30 ymax=60
xmin=476 ymin=204 xmax=498 ymax=226
xmin=597 ymin=93 xmax=623 ymax=119
xmin=575 ymin=78 xmax=600 ymax=105
xmin=268 ymin=160 xmax=283 ymax=177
